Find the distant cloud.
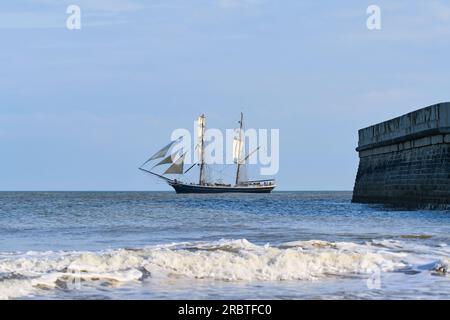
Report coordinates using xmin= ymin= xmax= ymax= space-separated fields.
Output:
xmin=28 ymin=0 xmax=147 ymax=13
xmin=218 ymin=0 xmax=266 ymax=8
xmin=0 ymin=0 xmax=183 ymax=29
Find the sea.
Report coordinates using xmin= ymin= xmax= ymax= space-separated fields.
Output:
xmin=0 ymin=191 xmax=448 ymax=300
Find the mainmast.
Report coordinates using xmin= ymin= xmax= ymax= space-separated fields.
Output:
xmin=235 ymin=112 xmax=244 ymax=186
xmin=198 ymin=114 xmax=206 ymax=185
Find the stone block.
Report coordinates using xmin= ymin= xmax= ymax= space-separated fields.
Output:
xmin=445 ymin=134 xmax=450 ymax=143
xmin=431 ymin=135 xmax=444 ymax=145
xmin=413 ymin=137 xmax=431 ymax=148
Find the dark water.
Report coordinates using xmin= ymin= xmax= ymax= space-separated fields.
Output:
xmin=0 ymin=192 xmax=449 ymax=299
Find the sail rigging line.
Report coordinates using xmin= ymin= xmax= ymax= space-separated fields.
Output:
xmin=205 ymin=164 xmax=238 ymax=183
xmin=138 ymin=167 xmax=173 ymax=182
xmin=243 ymin=146 xmax=260 ymax=162
xmin=184 ymin=163 xmax=197 ymax=175
xmin=245 ymin=178 xmax=275 ymax=183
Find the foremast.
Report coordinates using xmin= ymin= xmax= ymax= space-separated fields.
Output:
xmin=197 ymin=114 xmax=206 ymax=185
xmin=235 ymin=112 xmax=244 ymax=186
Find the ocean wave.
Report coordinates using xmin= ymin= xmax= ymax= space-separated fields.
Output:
xmin=0 ymin=239 xmax=447 ymax=300
xmin=432 ymin=258 xmax=449 ymax=275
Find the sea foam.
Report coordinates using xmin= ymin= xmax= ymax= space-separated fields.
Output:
xmin=0 ymin=239 xmax=446 ymax=300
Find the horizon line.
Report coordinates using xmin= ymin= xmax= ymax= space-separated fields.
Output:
xmin=0 ymin=190 xmax=353 ymax=192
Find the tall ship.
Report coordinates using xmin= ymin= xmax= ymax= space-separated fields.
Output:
xmin=139 ymin=113 xmax=276 ymax=193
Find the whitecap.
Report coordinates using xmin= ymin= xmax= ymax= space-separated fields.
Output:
xmin=1 ymin=238 xmax=445 ymax=300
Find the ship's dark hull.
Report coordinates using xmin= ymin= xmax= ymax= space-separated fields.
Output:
xmin=169 ymin=182 xmax=275 ymax=194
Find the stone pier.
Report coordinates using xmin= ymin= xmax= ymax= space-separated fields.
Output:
xmin=352 ymin=102 xmax=450 ymax=209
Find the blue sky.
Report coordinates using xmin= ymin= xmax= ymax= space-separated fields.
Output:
xmin=1 ymin=0 xmax=449 ymax=191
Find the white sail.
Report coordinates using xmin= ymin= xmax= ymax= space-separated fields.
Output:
xmin=196 ymin=115 xmax=205 ymax=162
xmin=233 ymin=131 xmax=243 ymax=163
xmin=163 ymin=152 xmax=187 ymax=175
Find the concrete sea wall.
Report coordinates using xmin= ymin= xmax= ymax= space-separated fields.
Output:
xmin=352 ymin=102 xmax=450 ymax=208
